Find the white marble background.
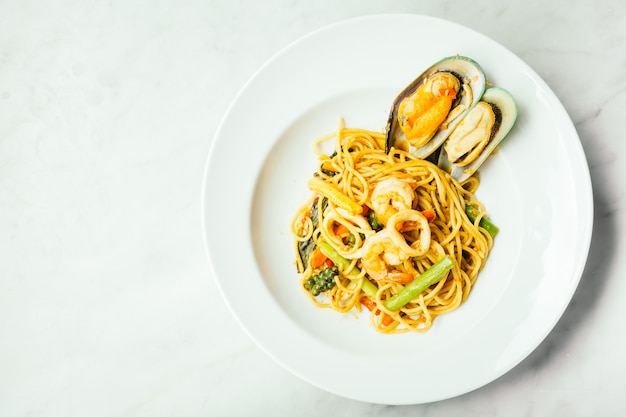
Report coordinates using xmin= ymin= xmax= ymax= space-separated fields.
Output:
xmin=1 ymin=0 xmax=624 ymax=416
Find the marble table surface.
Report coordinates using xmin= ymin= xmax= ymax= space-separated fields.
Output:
xmin=1 ymin=1 xmax=624 ymax=416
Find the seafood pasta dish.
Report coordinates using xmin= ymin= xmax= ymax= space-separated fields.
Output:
xmin=290 ymin=123 xmax=494 ymax=333
xmin=290 ymin=56 xmax=517 ymax=333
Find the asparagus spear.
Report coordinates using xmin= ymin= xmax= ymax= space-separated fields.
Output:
xmin=384 ymin=256 xmax=455 ymax=311
xmin=465 ymin=204 xmax=499 ymax=237
xmin=318 ymin=241 xmax=377 ymax=297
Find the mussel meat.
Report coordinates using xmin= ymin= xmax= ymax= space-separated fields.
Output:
xmin=385 ymin=56 xmax=487 ymax=159
xmin=438 ymin=86 xmax=518 ymax=182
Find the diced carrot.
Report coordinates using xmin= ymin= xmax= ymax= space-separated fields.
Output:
xmin=321 ymin=161 xmax=337 ymax=172
xmin=360 ymin=297 xmax=381 ymax=316
xmin=381 ymin=313 xmax=395 ymax=327
xmin=324 ymin=258 xmax=334 ymax=268
xmin=334 ymin=223 xmax=350 ymax=237
xmin=362 ymin=297 xmax=396 ymax=326
xmin=421 ymin=209 xmax=436 ymax=223
xmin=309 ymin=246 xmax=328 ymax=269
xmin=360 ymin=297 xmax=376 ymax=311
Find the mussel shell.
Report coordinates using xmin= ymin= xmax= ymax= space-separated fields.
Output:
xmin=438 ymin=87 xmax=518 ymax=182
xmin=385 ymin=56 xmax=487 ymax=158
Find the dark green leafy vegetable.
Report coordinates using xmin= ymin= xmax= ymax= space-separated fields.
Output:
xmin=310 ymin=197 xmax=327 ymax=229
xmin=296 ymin=198 xmax=329 ymax=271
xmin=297 ymin=239 xmax=315 ymax=271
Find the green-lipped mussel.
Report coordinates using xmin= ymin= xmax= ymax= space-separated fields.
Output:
xmin=437 ymin=86 xmax=518 ymax=182
xmin=385 ymin=55 xmax=487 ymax=159
xmin=385 ymin=56 xmax=517 ymax=182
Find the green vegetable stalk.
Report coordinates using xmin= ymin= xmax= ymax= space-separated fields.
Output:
xmin=318 ymin=241 xmax=357 ymax=275
xmin=384 ymin=256 xmax=455 ymax=311
xmin=318 ymin=241 xmax=378 ymax=298
xmin=360 ymin=278 xmax=378 ymax=298
xmin=465 ymin=204 xmax=499 ymax=237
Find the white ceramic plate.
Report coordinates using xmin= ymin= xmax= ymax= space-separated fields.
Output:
xmin=202 ymin=14 xmax=593 ymax=405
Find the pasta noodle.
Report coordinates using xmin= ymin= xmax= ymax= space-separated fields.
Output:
xmin=290 ymin=120 xmax=494 ymax=333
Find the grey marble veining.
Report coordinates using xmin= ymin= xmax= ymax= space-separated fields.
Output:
xmin=1 ymin=0 xmax=625 ymax=416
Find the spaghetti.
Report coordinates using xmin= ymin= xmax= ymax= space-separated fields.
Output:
xmin=290 ymin=120 xmax=494 ymax=333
